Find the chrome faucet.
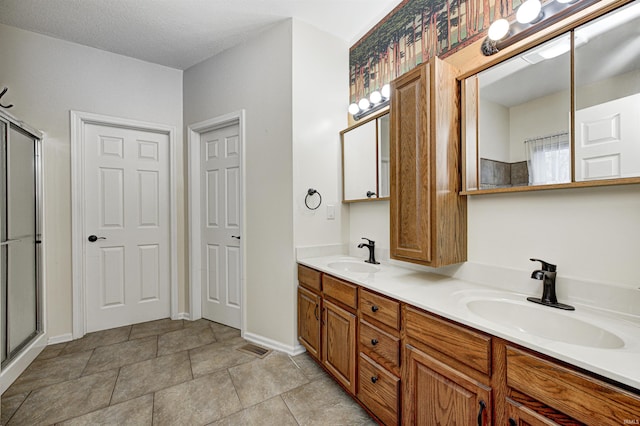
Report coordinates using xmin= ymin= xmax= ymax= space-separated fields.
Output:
xmin=527 ymin=258 xmax=574 ymax=310
xmin=357 ymin=238 xmax=380 ymax=264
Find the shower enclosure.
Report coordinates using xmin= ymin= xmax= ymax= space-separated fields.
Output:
xmin=0 ymin=110 xmax=43 ymax=373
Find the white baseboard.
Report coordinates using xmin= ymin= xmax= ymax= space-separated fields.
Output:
xmin=242 ymin=332 xmax=306 ymax=356
xmin=175 ymin=312 xmax=191 ymax=320
xmin=48 ymin=333 xmax=73 ymax=345
xmin=1 ymin=332 xmax=47 ymax=394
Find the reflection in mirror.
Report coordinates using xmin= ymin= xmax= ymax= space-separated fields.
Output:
xmin=378 ymin=114 xmax=390 ymax=198
xmin=478 ymin=34 xmax=571 ymax=189
xmin=343 ymin=119 xmax=377 ymax=201
xmin=341 ymin=112 xmax=390 ymax=202
xmin=574 ymin=0 xmax=640 ymax=181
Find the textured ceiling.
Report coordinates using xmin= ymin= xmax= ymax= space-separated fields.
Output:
xmin=0 ymin=0 xmax=401 ymax=70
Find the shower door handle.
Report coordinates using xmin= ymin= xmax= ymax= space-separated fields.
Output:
xmin=0 ymin=239 xmax=21 ymax=246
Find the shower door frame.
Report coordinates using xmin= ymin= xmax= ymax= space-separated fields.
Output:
xmin=0 ymin=110 xmax=47 ymax=394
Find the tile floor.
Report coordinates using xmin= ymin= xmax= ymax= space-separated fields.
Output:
xmin=1 ymin=318 xmax=376 ymax=425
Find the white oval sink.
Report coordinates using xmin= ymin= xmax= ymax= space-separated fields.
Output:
xmin=467 ymin=299 xmax=625 ymax=349
xmin=327 ymin=261 xmax=380 ymax=273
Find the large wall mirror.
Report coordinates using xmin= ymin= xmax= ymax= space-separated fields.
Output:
xmin=463 ymin=0 xmax=640 ymax=193
xmin=341 ymin=111 xmax=390 ymax=202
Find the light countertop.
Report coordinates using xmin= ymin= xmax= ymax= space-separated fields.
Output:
xmin=298 ymin=255 xmax=640 ymax=391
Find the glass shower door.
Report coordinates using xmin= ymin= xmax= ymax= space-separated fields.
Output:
xmin=1 ymin=120 xmax=40 ymax=366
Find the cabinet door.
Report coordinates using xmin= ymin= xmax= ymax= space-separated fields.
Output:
xmin=323 ymin=299 xmax=357 ymax=394
xmin=506 ymin=399 xmax=562 ymax=426
xmin=404 ymin=345 xmax=491 ymax=426
xmin=297 ymin=286 xmax=321 ymax=359
xmin=390 ymin=63 xmax=432 ymax=264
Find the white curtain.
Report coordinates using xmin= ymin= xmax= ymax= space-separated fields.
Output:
xmin=525 ymin=132 xmax=570 ymax=185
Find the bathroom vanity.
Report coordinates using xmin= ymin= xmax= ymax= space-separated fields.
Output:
xmin=296 ymin=258 xmax=640 ymax=425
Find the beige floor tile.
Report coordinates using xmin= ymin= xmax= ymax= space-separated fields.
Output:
xmin=59 ymin=394 xmax=153 ymax=425
xmin=111 ymin=351 xmax=192 ymax=404
xmin=209 ymin=321 xmax=241 ymax=341
xmin=189 ymin=339 xmax=255 ymax=378
xmin=82 ymin=336 xmax=157 ymax=376
xmin=1 ymin=392 xmax=29 ymax=425
xmin=157 ymin=326 xmax=216 ymax=356
xmin=36 ymin=342 xmax=68 ymax=360
xmin=182 ymin=318 xmax=213 ymax=329
xmin=7 ymin=369 xmax=118 ymax=425
xmin=129 ymin=318 xmax=183 ymax=340
xmin=282 ymin=376 xmax=376 ymax=425
xmin=61 ymin=326 xmax=131 ymax=355
xmin=153 ymin=370 xmax=242 ymax=425
xmin=3 ymin=350 xmax=92 ymax=397
xmin=291 ymin=352 xmax=326 ymax=380
xmin=209 ymin=396 xmax=298 ymax=426
xmin=228 ymin=351 xmax=309 ymax=408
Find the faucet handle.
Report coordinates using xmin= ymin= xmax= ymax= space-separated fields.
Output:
xmin=530 ymin=258 xmax=556 ymax=272
xmin=361 ymin=237 xmax=375 ymax=245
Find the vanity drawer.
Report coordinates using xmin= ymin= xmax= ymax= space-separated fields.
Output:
xmin=405 ymin=306 xmax=491 ymax=376
xmin=506 ymin=346 xmax=640 ymax=425
xmin=359 ymin=319 xmax=400 ymax=371
xmin=298 ymin=264 xmax=321 ymax=292
xmin=358 ymin=353 xmax=400 ymax=426
xmin=323 ymin=275 xmax=357 ymax=310
xmin=360 ymin=288 xmax=400 ymax=330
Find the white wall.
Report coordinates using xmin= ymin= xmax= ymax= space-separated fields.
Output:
xmin=479 ymin=98 xmax=510 ymax=162
xmin=292 ymin=20 xmax=350 ymax=250
xmin=184 ymin=21 xmax=296 ymax=348
xmin=0 ymin=24 xmax=184 ymax=338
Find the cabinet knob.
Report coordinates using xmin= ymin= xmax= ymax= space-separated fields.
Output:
xmin=371 ymin=376 xmax=378 ymax=384
xmin=508 ymin=419 xmax=517 ymax=426
xmin=371 ymin=305 xmax=379 ymax=313
xmin=371 ymin=338 xmax=379 ymax=346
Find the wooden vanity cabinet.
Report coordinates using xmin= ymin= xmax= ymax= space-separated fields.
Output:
xmin=357 ymin=289 xmax=402 ymax=425
xmin=389 ymin=57 xmax=466 ymax=268
xmin=505 ymin=346 xmax=640 ymax=425
xmin=297 ymin=265 xmax=322 ymax=359
xmin=403 ymin=306 xmax=493 ymax=425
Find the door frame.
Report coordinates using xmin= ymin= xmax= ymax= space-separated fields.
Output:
xmin=70 ymin=111 xmax=179 ymax=339
xmin=187 ymin=110 xmax=245 ymax=330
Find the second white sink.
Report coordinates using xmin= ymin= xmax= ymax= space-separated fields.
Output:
xmin=327 ymin=260 xmax=380 ymax=274
xmin=467 ymin=299 xmax=625 ymax=349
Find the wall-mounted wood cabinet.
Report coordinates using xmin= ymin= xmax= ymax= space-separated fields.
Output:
xmin=390 ymin=57 xmax=467 ymax=267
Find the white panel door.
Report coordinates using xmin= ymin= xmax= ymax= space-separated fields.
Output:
xmin=84 ymin=124 xmax=170 ymax=332
xmin=201 ymin=124 xmax=241 ymax=328
xmin=575 ymin=93 xmax=640 ymax=181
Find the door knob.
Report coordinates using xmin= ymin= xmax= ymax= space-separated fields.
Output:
xmin=88 ymin=235 xmax=106 ymax=242
xmin=231 ymin=235 xmax=241 ymax=240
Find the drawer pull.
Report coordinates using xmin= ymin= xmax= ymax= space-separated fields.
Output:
xmin=371 ymin=376 xmax=378 ymax=384
xmin=477 ymin=400 xmax=486 ymax=426
xmin=371 ymin=338 xmax=379 ymax=346
xmin=371 ymin=305 xmax=379 ymax=312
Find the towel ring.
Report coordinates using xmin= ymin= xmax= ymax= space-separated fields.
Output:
xmin=305 ymin=188 xmax=322 ymax=210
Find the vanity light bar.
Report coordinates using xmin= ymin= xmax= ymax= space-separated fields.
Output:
xmin=349 ymin=84 xmax=390 ymax=121
xmin=482 ymin=0 xmax=600 ymax=56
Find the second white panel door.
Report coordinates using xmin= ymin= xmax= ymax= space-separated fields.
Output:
xmin=84 ymin=124 xmax=170 ymax=332
xmin=200 ymin=123 xmax=241 ymax=328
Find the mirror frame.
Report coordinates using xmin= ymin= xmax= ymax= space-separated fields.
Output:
xmin=461 ymin=0 xmax=640 ymax=195
xmin=340 ymin=109 xmax=390 ymax=203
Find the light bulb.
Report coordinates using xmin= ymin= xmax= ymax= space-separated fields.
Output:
xmin=517 ymin=0 xmax=542 ymax=24
xmin=358 ymin=98 xmax=371 ymax=110
xmin=381 ymin=84 xmax=390 ymax=99
xmin=348 ymin=103 xmax=360 ymax=115
xmin=488 ymin=19 xmax=510 ymax=41
xmin=369 ymin=90 xmax=382 ymax=104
